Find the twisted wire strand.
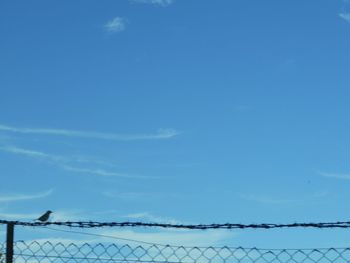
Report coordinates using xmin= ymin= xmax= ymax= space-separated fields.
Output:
xmin=2 ymin=220 xmax=350 ymax=229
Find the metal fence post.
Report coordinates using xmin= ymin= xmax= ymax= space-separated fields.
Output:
xmin=6 ymin=222 xmax=14 ymax=263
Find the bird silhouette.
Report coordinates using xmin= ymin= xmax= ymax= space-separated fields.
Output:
xmin=36 ymin=210 xmax=53 ymax=222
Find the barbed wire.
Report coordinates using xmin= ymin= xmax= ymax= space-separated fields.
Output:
xmin=2 ymin=220 xmax=350 ymax=229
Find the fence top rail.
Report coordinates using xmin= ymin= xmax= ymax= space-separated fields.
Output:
xmin=2 ymin=220 xmax=350 ymax=229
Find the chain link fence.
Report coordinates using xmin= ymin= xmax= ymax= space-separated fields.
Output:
xmin=0 ymin=243 xmax=4 ymax=263
xmin=1 ymin=241 xmax=349 ymax=263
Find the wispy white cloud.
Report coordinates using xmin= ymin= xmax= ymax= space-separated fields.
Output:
xmin=0 ymin=124 xmax=179 ymax=140
xmin=50 ymin=210 xmax=88 ymax=221
xmin=239 ymin=192 xmax=328 ymax=205
xmin=339 ymin=13 xmax=350 ymax=23
xmin=132 ymin=0 xmax=174 ymax=6
xmin=238 ymin=193 xmax=299 ymax=205
xmin=0 ymin=145 xmax=155 ymax=180
xmin=124 ymin=212 xmax=181 ymax=224
xmin=19 ymin=228 xmax=234 ymax=250
xmin=104 ymin=17 xmax=126 ymax=32
xmin=102 ymin=191 xmax=173 ymax=200
xmin=98 ymin=229 xmax=234 ymax=247
xmin=0 ymin=189 xmax=53 ymax=203
xmin=68 ymin=156 xmax=120 ymax=168
xmin=63 ymin=165 xmax=157 ymax=179
xmin=86 ymin=210 xmax=185 ymax=226
xmin=0 ymin=145 xmax=63 ymax=162
xmin=0 ymin=145 xmax=119 ymax=168
xmin=319 ymin=171 xmax=350 ymax=180
xmin=103 ymin=191 xmax=149 ymax=199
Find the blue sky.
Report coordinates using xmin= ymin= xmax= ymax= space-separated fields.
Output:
xmin=1 ymin=0 xmax=350 ymax=249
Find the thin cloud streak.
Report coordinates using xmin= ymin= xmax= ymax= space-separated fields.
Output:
xmin=239 ymin=194 xmax=299 ymax=205
xmin=0 ymin=189 xmax=53 ymax=203
xmin=102 ymin=191 xmax=179 ymax=200
xmin=21 ymin=229 xmax=234 ymax=248
xmin=99 ymin=229 xmax=234 ymax=247
xmin=0 ymin=145 xmax=156 ymax=180
xmin=50 ymin=210 xmax=88 ymax=221
xmin=0 ymin=124 xmax=179 ymax=140
xmin=339 ymin=13 xmax=350 ymax=23
xmin=132 ymin=0 xmax=174 ymax=6
xmin=238 ymin=191 xmax=328 ymax=205
xmin=102 ymin=191 xmax=150 ymax=199
xmin=319 ymin=171 xmax=350 ymax=180
xmin=0 ymin=145 xmax=119 ymax=168
xmin=0 ymin=145 xmax=63 ymax=162
xmin=124 ymin=212 xmax=181 ymax=224
xmin=63 ymin=165 xmax=159 ymax=179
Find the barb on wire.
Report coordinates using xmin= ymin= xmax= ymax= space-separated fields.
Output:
xmin=2 ymin=220 xmax=350 ymax=229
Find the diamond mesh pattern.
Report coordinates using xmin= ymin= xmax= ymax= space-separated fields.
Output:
xmin=0 ymin=243 xmax=4 ymax=263
xmin=0 ymin=241 xmax=346 ymax=263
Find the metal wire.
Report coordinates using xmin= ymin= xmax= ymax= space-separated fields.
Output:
xmin=2 ymin=220 xmax=350 ymax=229
xmin=15 ymin=253 xmax=181 ymax=263
xmin=41 ymin=226 xmax=169 ymax=246
xmin=8 ymin=241 xmax=350 ymax=263
xmin=0 ymin=243 xmax=4 ymax=263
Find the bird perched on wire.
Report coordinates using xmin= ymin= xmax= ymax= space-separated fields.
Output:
xmin=36 ymin=210 xmax=53 ymax=222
